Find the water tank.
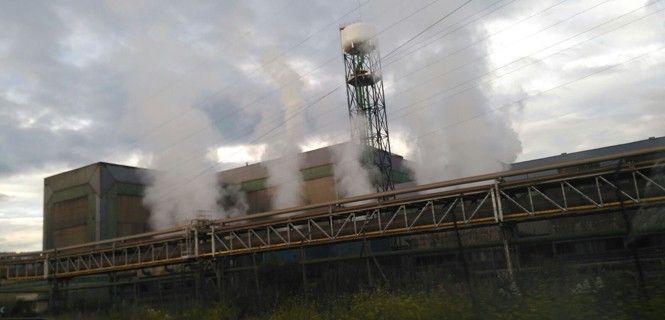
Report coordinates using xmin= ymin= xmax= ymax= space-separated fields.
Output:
xmin=340 ymin=23 xmax=376 ymax=55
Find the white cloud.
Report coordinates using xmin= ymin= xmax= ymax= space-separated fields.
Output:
xmin=215 ymin=144 xmax=266 ymax=165
xmin=0 ymin=165 xmax=71 ymax=251
xmin=0 ymin=217 xmax=42 ymax=252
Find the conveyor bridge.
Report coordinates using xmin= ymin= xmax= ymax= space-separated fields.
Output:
xmin=1 ymin=146 xmax=664 ymax=282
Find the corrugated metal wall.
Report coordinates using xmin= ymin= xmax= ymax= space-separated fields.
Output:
xmin=42 ymin=146 xmax=414 ymax=248
xmin=43 ymin=163 xmax=150 ymax=249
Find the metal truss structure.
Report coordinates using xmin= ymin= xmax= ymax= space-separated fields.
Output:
xmin=342 ymin=29 xmax=394 ymax=192
xmin=1 ymin=147 xmax=664 ymax=282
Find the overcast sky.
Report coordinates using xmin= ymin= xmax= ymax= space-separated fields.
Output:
xmin=1 ymin=0 xmax=663 ymax=252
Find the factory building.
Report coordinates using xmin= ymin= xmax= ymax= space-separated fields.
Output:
xmin=217 ymin=143 xmax=411 ymax=214
xmin=43 ymin=163 xmax=151 ymax=249
xmin=43 ymin=143 xmax=412 ymax=249
xmin=9 ymin=136 xmax=665 ymax=314
xmin=43 ymin=137 xmax=665 ymax=250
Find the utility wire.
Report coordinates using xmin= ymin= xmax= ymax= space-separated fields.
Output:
xmin=130 ymin=0 xmax=300 ymax=139
xmin=127 ymin=0 xmax=371 ymax=150
xmin=258 ymin=0 xmax=660 ymax=143
xmin=388 ymin=1 xmax=664 ymax=120
xmin=147 ymin=0 xmax=662 ymax=202
xmin=412 ymin=46 xmax=664 ymax=143
xmin=147 ymin=0 xmax=471 ymax=199
xmin=382 ymin=0 xmax=472 ymax=60
xmin=142 ymin=0 xmax=461 ymax=172
xmin=283 ymin=2 xmax=665 ymax=169
xmin=137 ymin=0 xmax=447 ymax=154
xmin=388 ymin=0 xmax=519 ymax=61
xmin=385 ymin=0 xmax=583 ymax=81
xmin=151 ymin=87 xmax=342 ymax=201
xmin=229 ymin=2 xmax=665 ymax=188
xmin=163 ymin=44 xmax=665 ymax=208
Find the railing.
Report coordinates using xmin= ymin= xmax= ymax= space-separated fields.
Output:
xmin=1 ymin=146 xmax=664 ymax=281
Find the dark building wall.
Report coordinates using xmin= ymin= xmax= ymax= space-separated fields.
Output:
xmin=42 ymin=145 xmax=412 ymax=248
xmin=43 ymin=163 xmax=150 ymax=249
xmin=42 ymin=138 xmax=663 ymax=249
xmin=219 ymin=144 xmax=412 ymax=214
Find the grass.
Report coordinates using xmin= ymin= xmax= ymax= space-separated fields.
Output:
xmin=52 ymin=280 xmax=665 ymax=320
xmin=47 ymin=265 xmax=665 ymax=320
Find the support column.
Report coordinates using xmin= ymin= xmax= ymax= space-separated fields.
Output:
xmin=194 ymin=263 xmax=201 ymax=300
xmin=613 ymin=163 xmax=647 ymax=297
xmin=451 ymin=208 xmax=476 ymax=306
xmin=215 ymin=258 xmax=225 ymax=302
xmin=48 ymin=278 xmax=59 ymax=312
xmin=133 ymin=278 xmax=139 ymax=305
xmin=300 ymin=246 xmax=308 ymax=300
xmin=158 ymin=279 xmax=163 ymax=304
xmin=362 ymin=238 xmax=373 ymax=287
xmin=500 ymin=223 xmax=515 ymax=280
xmin=252 ymin=253 xmax=261 ymax=303
xmin=109 ymin=273 xmax=117 ymax=306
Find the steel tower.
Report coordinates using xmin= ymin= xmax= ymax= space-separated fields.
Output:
xmin=340 ymin=23 xmax=394 ymax=192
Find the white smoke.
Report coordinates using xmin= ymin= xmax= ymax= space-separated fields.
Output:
xmin=112 ymin=3 xmax=255 ymax=230
xmin=373 ymin=2 xmax=523 ymax=183
xmin=130 ymin=65 xmax=225 ymax=230
xmin=219 ymin=184 xmax=249 ymax=218
xmin=132 ymin=82 xmax=227 ymax=229
xmin=332 ymin=138 xmax=374 ymax=199
xmin=260 ymin=47 xmax=306 ymax=209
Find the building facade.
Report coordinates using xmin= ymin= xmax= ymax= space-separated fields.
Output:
xmin=43 ymin=163 xmax=150 ymax=249
xmin=43 ymin=144 xmax=412 ymax=249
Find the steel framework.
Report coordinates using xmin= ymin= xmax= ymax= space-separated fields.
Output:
xmin=1 ymin=147 xmax=664 ymax=282
xmin=342 ymin=28 xmax=394 ymax=192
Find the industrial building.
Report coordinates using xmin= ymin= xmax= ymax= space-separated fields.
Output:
xmin=43 ymin=143 xmax=412 ymax=249
xmin=43 ymin=163 xmax=151 ymax=249
xmin=41 ymin=137 xmax=665 ymax=250
xmin=1 ymin=136 xmax=663 ymax=315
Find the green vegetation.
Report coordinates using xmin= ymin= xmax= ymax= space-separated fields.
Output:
xmin=52 ymin=272 xmax=665 ymax=320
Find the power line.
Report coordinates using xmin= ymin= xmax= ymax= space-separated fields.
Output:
xmin=264 ymin=0 xmax=662 ymax=141
xmin=140 ymin=0 xmax=462 ymax=173
xmin=162 ymin=44 xmax=664 ymax=208
xmin=412 ymin=45 xmax=664 ymax=144
xmin=385 ymin=0 xmax=580 ymax=80
xmin=387 ymin=0 xmax=519 ymax=61
xmin=151 ymin=87 xmax=342 ymax=201
xmin=145 ymin=0 xmax=473 ymax=200
xmin=382 ymin=0 xmax=472 ymax=59
xmin=247 ymin=0 xmax=665 ymax=166
xmin=387 ymin=1 xmax=664 ymax=120
xmin=129 ymin=0 xmax=300 ymax=139
xmin=127 ymin=0 xmax=371 ymax=149
xmin=144 ymin=0 xmax=661 ymax=202
xmin=138 ymin=0 xmax=446 ymax=158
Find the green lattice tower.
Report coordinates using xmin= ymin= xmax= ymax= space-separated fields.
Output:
xmin=341 ymin=23 xmax=394 ymax=192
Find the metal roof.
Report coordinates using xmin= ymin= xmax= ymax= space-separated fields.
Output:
xmin=512 ymin=136 xmax=665 ymax=170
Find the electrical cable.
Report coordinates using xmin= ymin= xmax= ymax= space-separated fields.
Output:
xmin=162 ymin=44 xmax=664 ymax=208
xmin=382 ymin=0 xmax=472 ymax=60
xmin=146 ymin=1 xmax=663 ymax=203
xmin=140 ymin=0 xmax=465 ymax=171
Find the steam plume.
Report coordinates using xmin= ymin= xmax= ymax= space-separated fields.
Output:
xmin=332 ymin=115 xmax=375 ymax=198
xmin=114 ymin=7 xmax=252 ymax=229
xmin=377 ymin=2 xmax=523 ymax=183
xmin=332 ymin=141 xmax=374 ymax=198
xmin=260 ymin=47 xmax=306 ymax=209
